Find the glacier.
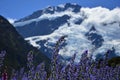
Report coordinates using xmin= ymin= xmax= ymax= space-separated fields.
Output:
xmin=14 ymin=4 xmax=120 ymax=61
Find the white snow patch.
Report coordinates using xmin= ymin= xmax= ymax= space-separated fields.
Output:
xmin=7 ymin=18 xmax=16 ymax=24
xmin=58 ymin=4 xmax=65 ymax=8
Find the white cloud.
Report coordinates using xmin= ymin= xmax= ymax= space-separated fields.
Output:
xmin=7 ymin=18 xmax=16 ymax=24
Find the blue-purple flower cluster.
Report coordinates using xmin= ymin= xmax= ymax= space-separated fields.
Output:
xmin=1 ymin=36 xmax=120 ymax=80
xmin=0 ymin=51 xmax=6 ymax=69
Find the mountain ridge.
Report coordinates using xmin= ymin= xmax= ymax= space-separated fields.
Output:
xmin=14 ymin=3 xmax=120 ymax=61
xmin=15 ymin=3 xmax=81 ymax=23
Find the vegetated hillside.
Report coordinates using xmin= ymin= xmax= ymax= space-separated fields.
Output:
xmin=0 ymin=15 xmax=50 ymax=75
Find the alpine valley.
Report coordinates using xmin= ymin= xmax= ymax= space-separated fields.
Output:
xmin=14 ymin=3 xmax=120 ymax=62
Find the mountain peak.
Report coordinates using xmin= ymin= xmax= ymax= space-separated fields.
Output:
xmin=90 ymin=26 xmax=96 ymax=31
xmin=15 ymin=3 xmax=81 ymax=22
xmin=65 ymin=3 xmax=80 ymax=8
xmin=56 ymin=3 xmax=81 ymax=13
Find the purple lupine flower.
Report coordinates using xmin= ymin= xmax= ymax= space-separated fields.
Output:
xmin=27 ymin=51 xmax=34 ymax=80
xmin=6 ymin=35 xmax=120 ymax=80
xmin=34 ymin=62 xmax=47 ymax=80
xmin=22 ymin=73 xmax=28 ymax=80
xmin=50 ymin=35 xmax=67 ymax=80
xmin=0 ymin=50 xmax=6 ymax=77
xmin=0 ymin=51 xmax=6 ymax=68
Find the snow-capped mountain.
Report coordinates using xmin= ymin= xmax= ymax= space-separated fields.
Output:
xmin=14 ymin=3 xmax=81 ymax=38
xmin=14 ymin=3 xmax=120 ymax=61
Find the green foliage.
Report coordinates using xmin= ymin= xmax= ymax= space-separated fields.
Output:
xmin=108 ymin=57 xmax=120 ymax=67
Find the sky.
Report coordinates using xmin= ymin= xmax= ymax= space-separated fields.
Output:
xmin=0 ymin=0 xmax=120 ymax=20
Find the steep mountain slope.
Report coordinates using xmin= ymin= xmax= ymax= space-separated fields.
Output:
xmin=14 ymin=3 xmax=120 ymax=61
xmin=0 ymin=15 xmax=50 ymax=74
xmin=16 ymin=15 xmax=70 ymax=38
